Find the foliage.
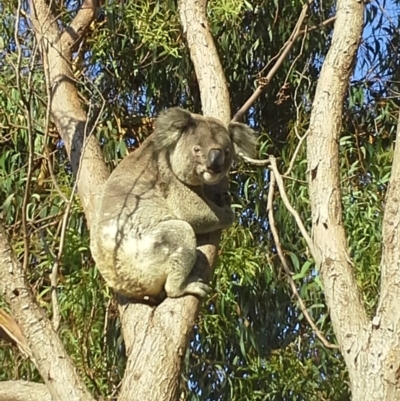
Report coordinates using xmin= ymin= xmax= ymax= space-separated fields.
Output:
xmin=0 ymin=0 xmax=400 ymax=399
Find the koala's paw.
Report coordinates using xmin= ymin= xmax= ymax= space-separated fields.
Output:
xmin=165 ymin=276 xmax=211 ymax=299
xmin=183 ymin=279 xmax=211 ymax=298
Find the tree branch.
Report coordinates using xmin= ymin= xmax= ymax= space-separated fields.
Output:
xmin=0 ymin=381 xmax=51 ymax=401
xmin=29 ymin=0 xmax=59 ymax=42
xmin=232 ymin=3 xmax=336 ymax=122
xmin=267 ymin=171 xmax=337 ymax=349
xmin=118 ymin=232 xmax=221 ymax=401
xmin=178 ymin=0 xmax=230 ymax=124
xmin=30 ymin=0 xmax=109 ymax=227
xmin=117 ymin=1 xmax=232 ymax=399
xmin=376 ymin=109 xmax=400 ymax=329
xmin=0 ymin=222 xmax=95 ymax=401
xmin=306 ymin=0 xmax=368 ymax=368
xmin=61 ymin=0 xmax=99 ymax=52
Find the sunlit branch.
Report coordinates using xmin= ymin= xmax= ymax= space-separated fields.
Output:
xmin=0 ymin=381 xmax=51 ymax=401
xmin=267 ymin=172 xmax=338 ymax=349
xmin=61 ymin=0 xmax=99 ymax=52
xmin=376 ymin=109 xmax=400 ymax=326
xmin=241 ymin=154 xmax=315 ymax=257
xmin=0 ymin=222 xmax=95 ymax=401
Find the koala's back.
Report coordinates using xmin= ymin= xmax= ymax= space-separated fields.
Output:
xmin=91 ymin=137 xmax=192 ymax=298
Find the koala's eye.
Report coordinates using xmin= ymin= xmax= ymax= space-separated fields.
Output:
xmin=193 ymin=146 xmax=201 ymax=153
xmin=225 ymin=148 xmax=231 ymax=157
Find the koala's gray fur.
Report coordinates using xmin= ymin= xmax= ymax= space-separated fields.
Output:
xmin=90 ymin=107 xmax=257 ymax=301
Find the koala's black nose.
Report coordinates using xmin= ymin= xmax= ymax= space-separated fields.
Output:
xmin=207 ymin=149 xmax=224 ymax=172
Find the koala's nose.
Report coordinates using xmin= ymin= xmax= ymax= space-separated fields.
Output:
xmin=207 ymin=149 xmax=224 ymax=172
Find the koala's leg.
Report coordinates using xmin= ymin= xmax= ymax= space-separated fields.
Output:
xmin=160 ymin=220 xmax=211 ymax=298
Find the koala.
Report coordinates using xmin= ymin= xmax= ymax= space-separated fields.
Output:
xmin=90 ymin=107 xmax=257 ymax=301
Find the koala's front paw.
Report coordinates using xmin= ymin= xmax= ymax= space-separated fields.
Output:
xmin=183 ymin=279 xmax=211 ymax=298
xmin=164 ymin=271 xmax=211 ymax=299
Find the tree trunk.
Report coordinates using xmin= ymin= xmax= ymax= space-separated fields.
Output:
xmin=30 ymin=0 xmax=110 ymax=227
xmin=118 ymin=1 xmax=231 ymax=398
xmin=0 ymin=0 xmax=106 ymax=400
xmin=348 ymin=111 xmax=400 ymax=400
xmin=307 ymin=0 xmax=400 ymax=398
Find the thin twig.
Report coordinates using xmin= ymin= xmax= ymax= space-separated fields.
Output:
xmin=298 ymin=16 xmax=336 ymax=35
xmin=269 ymin=156 xmax=316 ymax=258
xmin=50 ymin=199 xmax=73 ymax=331
xmin=241 ymin=154 xmax=315 ymax=258
xmin=14 ymin=0 xmax=36 ymax=272
xmin=46 ymin=148 xmax=69 ymax=203
xmin=284 ymin=130 xmax=309 ymax=176
xmin=282 ymin=24 xmax=308 ymax=92
xmin=267 ymin=172 xmax=338 ymax=349
xmin=232 ymin=3 xmax=336 ymax=122
xmin=102 ymin=299 xmax=112 ymax=353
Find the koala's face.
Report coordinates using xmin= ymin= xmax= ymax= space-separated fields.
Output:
xmin=172 ymin=118 xmax=234 ymax=186
xmin=154 ymin=108 xmax=257 ymax=187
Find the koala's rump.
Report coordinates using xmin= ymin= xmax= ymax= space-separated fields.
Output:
xmin=92 ymin=204 xmax=196 ymax=298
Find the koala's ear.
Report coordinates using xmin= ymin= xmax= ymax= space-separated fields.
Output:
xmin=154 ymin=108 xmax=194 ymax=149
xmin=228 ymin=122 xmax=258 ymax=159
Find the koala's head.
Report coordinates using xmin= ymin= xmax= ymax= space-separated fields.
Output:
xmin=153 ymin=108 xmax=257 ymax=186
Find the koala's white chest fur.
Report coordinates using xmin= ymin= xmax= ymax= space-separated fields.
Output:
xmin=90 ymin=107 xmax=256 ymax=301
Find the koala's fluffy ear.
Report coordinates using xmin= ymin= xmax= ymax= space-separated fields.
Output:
xmin=228 ymin=122 xmax=258 ymax=159
xmin=154 ymin=107 xmax=194 ymax=149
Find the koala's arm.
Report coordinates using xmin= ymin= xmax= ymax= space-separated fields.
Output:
xmin=184 ymin=196 xmax=234 ymax=234
xmin=169 ymin=179 xmax=235 ymax=234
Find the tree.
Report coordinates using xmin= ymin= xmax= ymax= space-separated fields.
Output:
xmin=0 ymin=0 xmax=400 ymax=400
